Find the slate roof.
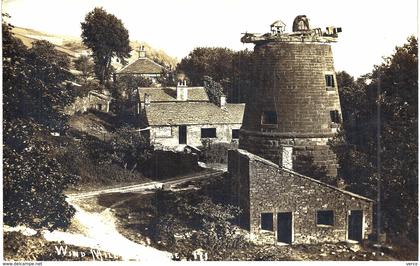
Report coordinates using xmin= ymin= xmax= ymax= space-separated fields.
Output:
xmin=138 ymin=87 xmax=209 ymax=102
xmin=145 ymin=102 xmax=245 ymax=126
xmin=117 ymin=57 xmax=166 ymax=75
xmin=236 ymin=149 xmax=374 ymax=202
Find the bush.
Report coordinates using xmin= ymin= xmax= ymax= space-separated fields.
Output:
xmin=200 ymin=141 xmax=238 ymax=164
xmin=3 ymin=119 xmax=77 ymax=230
xmin=152 ymin=190 xmax=249 ymax=258
xmin=58 ymin=131 xmax=149 ymax=186
xmin=142 ymin=150 xmax=201 ymax=179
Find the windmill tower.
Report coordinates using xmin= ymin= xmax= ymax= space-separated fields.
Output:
xmin=239 ymin=15 xmax=343 ymax=178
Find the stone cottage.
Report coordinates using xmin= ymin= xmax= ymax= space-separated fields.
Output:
xmin=115 ymin=46 xmax=166 ymax=83
xmin=228 ymin=149 xmax=373 ymax=245
xmin=64 ymin=90 xmax=112 ymax=115
xmin=137 ymin=81 xmax=245 ymax=149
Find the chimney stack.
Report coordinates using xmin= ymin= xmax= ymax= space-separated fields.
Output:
xmin=144 ymin=93 xmax=151 ymax=108
xmin=219 ymin=95 xmax=226 ymax=108
xmin=139 ymin=45 xmax=146 ymax=58
xmin=280 ymin=146 xmax=293 ymax=169
xmin=176 ymin=80 xmax=188 ymax=101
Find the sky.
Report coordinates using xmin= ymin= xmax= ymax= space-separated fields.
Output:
xmin=2 ymin=0 xmax=418 ymax=77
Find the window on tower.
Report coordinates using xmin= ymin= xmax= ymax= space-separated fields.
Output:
xmin=325 ymin=74 xmax=335 ymax=90
xmin=330 ymin=110 xmax=341 ymax=123
xmin=261 ymin=111 xmax=278 ymax=125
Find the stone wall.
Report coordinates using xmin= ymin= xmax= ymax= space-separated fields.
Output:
xmin=150 ymin=123 xmax=242 ymax=148
xmin=64 ymin=93 xmax=111 ymax=115
xmin=242 ymin=42 xmax=342 ymax=134
xmin=63 ymin=95 xmax=91 ymax=115
xmin=240 ymin=130 xmax=338 ymax=177
xmin=228 ymin=149 xmax=373 ymax=245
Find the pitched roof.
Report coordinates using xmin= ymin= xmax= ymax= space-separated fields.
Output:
xmin=145 ymin=102 xmax=245 ymax=126
xmin=117 ymin=57 xmax=166 ymax=74
xmin=271 ymin=20 xmax=286 ymax=27
xmin=138 ymin=87 xmax=209 ymax=102
xmin=236 ymin=149 xmax=374 ymax=202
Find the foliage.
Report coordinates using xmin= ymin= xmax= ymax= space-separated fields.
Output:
xmin=110 ymin=126 xmax=153 ymax=171
xmin=203 ymin=76 xmax=225 ymax=104
xmin=3 ymin=23 xmax=73 ymax=130
xmin=176 ymin=47 xmax=252 ymax=102
xmin=73 ymin=54 xmax=94 ymax=82
xmin=70 ymin=80 xmax=100 ymax=98
xmin=153 ymin=190 xmax=248 ymax=257
xmin=57 ymin=134 xmax=148 ymax=186
xmin=3 ymin=19 xmax=77 ymax=231
xmin=3 ymin=119 xmax=77 ymax=230
xmin=330 ymin=36 xmax=418 ymax=241
xmin=200 ymin=141 xmax=238 ymax=164
xmin=81 ymin=7 xmax=131 ymax=84
xmin=156 ymin=68 xmax=177 ymax=87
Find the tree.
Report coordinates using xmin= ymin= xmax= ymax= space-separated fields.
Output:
xmin=176 ymin=47 xmax=252 ymax=102
xmin=3 ymin=24 xmax=73 ymax=130
xmin=73 ymin=54 xmax=94 ymax=82
xmin=330 ymin=36 xmax=418 ymax=242
xmin=81 ymin=7 xmax=131 ymax=85
xmin=110 ymin=126 xmax=153 ymax=171
xmin=3 ymin=20 xmax=77 ymax=230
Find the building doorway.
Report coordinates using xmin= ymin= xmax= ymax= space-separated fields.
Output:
xmin=179 ymin=125 xmax=187 ymax=144
xmin=277 ymin=212 xmax=293 ymax=244
xmin=348 ymin=210 xmax=363 ymax=242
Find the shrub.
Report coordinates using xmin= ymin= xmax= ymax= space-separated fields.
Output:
xmin=3 ymin=119 xmax=77 ymax=230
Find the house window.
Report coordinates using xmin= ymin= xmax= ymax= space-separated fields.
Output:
xmin=232 ymin=129 xmax=240 ymax=139
xmin=317 ymin=210 xmax=334 ymax=226
xmin=201 ymin=128 xmax=217 ymax=138
xmin=261 ymin=213 xmax=274 ymax=231
xmin=155 ymin=126 xmax=172 ymax=138
xmin=261 ymin=111 xmax=277 ymax=125
xmin=325 ymin=74 xmax=335 ymax=89
xmin=330 ymin=110 xmax=341 ymax=123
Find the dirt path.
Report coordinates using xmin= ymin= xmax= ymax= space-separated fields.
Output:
xmin=67 ymin=169 xmax=223 ymax=199
xmin=41 ymin=170 xmax=223 ymax=261
xmin=42 ymin=198 xmax=172 ymax=261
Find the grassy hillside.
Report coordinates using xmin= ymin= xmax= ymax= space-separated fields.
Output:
xmin=11 ymin=26 xmax=178 ymax=68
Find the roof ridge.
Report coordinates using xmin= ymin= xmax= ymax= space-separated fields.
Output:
xmin=236 ymin=149 xmax=374 ymax=202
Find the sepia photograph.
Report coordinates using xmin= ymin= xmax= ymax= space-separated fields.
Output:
xmin=1 ymin=0 xmax=418 ymax=263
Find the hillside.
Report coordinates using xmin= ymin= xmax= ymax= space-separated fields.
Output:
xmin=11 ymin=26 xmax=178 ymax=69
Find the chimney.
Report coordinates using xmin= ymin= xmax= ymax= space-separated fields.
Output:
xmin=280 ymin=145 xmax=293 ymax=169
xmin=219 ymin=95 xmax=226 ymax=108
xmin=144 ymin=93 xmax=151 ymax=108
xmin=176 ymin=80 xmax=188 ymax=101
xmin=139 ymin=45 xmax=146 ymax=58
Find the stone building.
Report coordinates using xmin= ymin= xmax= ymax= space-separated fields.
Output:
xmin=228 ymin=149 xmax=373 ymax=245
xmin=115 ymin=46 xmax=166 ymax=83
xmin=64 ymin=90 xmax=112 ymax=115
xmin=228 ymin=16 xmax=374 ymax=245
xmin=240 ymin=15 xmax=343 ymax=178
xmin=138 ymin=81 xmax=245 ymax=149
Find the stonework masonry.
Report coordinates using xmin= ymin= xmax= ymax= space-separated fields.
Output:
xmin=228 ymin=149 xmax=374 ymax=245
xmin=150 ymin=123 xmax=242 ymax=148
xmin=240 ymin=41 xmax=342 ymax=178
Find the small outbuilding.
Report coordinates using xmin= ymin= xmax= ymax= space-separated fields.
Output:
xmin=228 ymin=149 xmax=374 ymax=245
